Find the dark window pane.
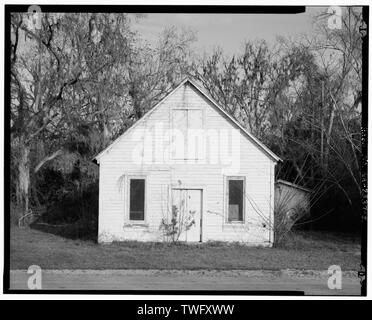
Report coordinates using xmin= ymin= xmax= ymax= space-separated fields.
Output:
xmin=130 ymin=179 xmax=145 ymax=220
xmin=228 ymin=180 xmax=244 ymax=221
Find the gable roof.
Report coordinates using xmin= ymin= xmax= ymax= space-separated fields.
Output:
xmin=93 ymin=78 xmax=282 ymax=163
xmin=276 ymin=179 xmax=311 ymax=193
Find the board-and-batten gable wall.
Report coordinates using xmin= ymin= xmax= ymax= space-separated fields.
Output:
xmin=98 ymin=82 xmax=275 ymax=244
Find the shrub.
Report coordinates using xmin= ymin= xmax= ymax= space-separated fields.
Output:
xmin=32 ymin=182 xmax=99 ymax=240
xmin=274 ymin=189 xmax=308 ymax=247
xmin=160 ymin=204 xmax=195 ymax=242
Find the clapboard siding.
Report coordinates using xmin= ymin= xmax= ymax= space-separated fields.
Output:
xmin=97 ymin=82 xmax=277 ymax=245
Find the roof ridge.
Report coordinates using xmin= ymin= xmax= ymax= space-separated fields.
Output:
xmin=93 ymin=77 xmax=281 ymax=163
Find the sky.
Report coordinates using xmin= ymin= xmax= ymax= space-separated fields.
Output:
xmin=131 ymin=7 xmax=326 ymax=57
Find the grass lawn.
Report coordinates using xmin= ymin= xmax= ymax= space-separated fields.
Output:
xmin=10 ymin=227 xmax=361 ymax=270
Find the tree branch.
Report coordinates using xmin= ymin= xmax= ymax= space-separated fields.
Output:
xmin=34 ymin=149 xmax=63 ymax=173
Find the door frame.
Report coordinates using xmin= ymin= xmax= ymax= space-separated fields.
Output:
xmin=169 ymin=184 xmax=205 ymax=242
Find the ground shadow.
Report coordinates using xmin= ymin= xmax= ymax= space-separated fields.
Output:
xmin=30 ymin=220 xmax=97 ymax=242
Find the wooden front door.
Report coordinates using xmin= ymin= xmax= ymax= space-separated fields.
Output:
xmin=171 ymin=189 xmax=202 ymax=242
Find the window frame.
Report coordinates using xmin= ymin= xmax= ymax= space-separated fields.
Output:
xmin=126 ymin=175 xmax=147 ymax=224
xmin=170 ymin=107 xmax=205 ymax=160
xmin=171 ymin=108 xmax=188 ymax=160
xmin=225 ymin=176 xmax=246 ymax=224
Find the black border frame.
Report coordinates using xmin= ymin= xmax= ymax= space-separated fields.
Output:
xmin=3 ymin=4 xmax=367 ymax=297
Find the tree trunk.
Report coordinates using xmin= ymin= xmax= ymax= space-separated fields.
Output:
xmin=98 ymin=93 xmax=111 ymax=146
xmin=18 ymin=138 xmax=30 ymax=215
xmin=324 ymin=102 xmax=336 ymax=172
xmin=311 ymin=107 xmax=315 ymax=183
xmin=320 ymin=81 xmax=325 ymax=171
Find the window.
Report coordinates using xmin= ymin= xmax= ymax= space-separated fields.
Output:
xmin=171 ymin=109 xmax=187 ymax=159
xmin=226 ymin=177 xmax=245 ymax=222
xmin=129 ymin=179 xmax=145 ymax=221
xmin=171 ymin=109 xmax=203 ymax=159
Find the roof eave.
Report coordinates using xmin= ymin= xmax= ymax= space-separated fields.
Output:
xmin=92 ymin=78 xmax=191 ymax=163
xmin=93 ymin=77 xmax=282 ymax=164
xmin=186 ymin=79 xmax=282 ymax=163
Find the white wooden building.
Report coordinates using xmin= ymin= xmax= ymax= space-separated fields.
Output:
xmin=94 ymin=78 xmax=281 ymax=245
